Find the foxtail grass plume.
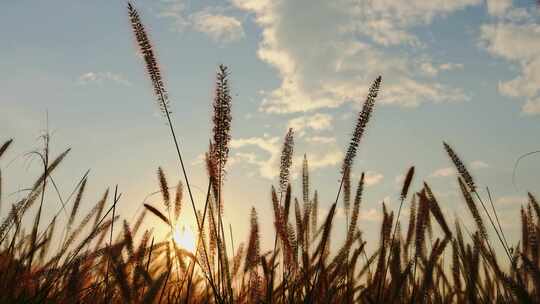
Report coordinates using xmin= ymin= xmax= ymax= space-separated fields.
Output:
xmin=157 ymin=167 xmax=170 ymax=209
xmin=128 ymin=3 xmax=170 ymax=117
xmin=443 ymin=142 xmax=476 ymax=192
xmin=245 ymin=207 xmax=260 ymax=273
xmin=174 ymin=182 xmax=183 ymax=220
xmin=341 ymin=76 xmax=382 ymax=175
xmin=279 ymin=128 xmax=294 ymax=194
xmin=0 ymin=139 xmax=13 ymax=159
xmin=400 ymin=167 xmax=415 ymax=201
xmin=211 ymin=64 xmax=232 ymax=178
xmin=302 ymin=154 xmax=309 ymax=204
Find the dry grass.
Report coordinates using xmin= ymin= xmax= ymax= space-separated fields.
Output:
xmin=0 ymin=3 xmax=538 ymax=303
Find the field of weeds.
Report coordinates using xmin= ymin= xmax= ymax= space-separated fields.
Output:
xmin=0 ymin=3 xmax=539 ymax=304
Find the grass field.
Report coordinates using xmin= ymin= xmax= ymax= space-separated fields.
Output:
xmin=0 ymin=3 xmax=539 ymax=303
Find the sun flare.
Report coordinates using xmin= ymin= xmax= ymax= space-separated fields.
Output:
xmin=173 ymin=225 xmax=196 ymax=253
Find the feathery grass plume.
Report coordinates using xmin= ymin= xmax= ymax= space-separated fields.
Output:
xmin=443 ymin=142 xmax=476 ymax=192
xmin=341 ymin=76 xmax=382 ymax=175
xmin=0 ymin=138 xmax=13 ymax=159
xmin=332 ymin=173 xmax=364 ymax=268
xmin=63 ymin=198 xmax=111 ymax=252
xmin=405 ymin=194 xmax=417 ymax=249
xmin=458 ymin=177 xmax=487 ymax=239
xmin=415 ymin=191 xmax=430 ymax=258
xmin=31 ymin=148 xmax=71 ymax=191
xmin=130 ymin=211 xmax=147 ymax=242
xmin=245 ymin=207 xmax=260 ymax=272
xmin=109 ymin=248 xmax=132 ymax=302
xmin=279 ymin=128 xmax=294 ymax=194
xmin=302 ymin=154 xmax=309 ymax=204
xmin=232 ymin=243 xmax=244 ymax=277
xmin=0 ymin=169 xmax=2 ymax=214
xmin=526 ymin=205 xmax=538 ymax=263
xmin=143 ymin=203 xmax=170 ymax=226
xmin=205 ymin=142 xmax=220 ymax=198
xmin=343 ymin=167 xmax=351 ymax=221
xmin=211 ymin=64 xmax=233 ymax=177
xmin=418 ymin=237 xmax=450 ymax=302
xmin=528 ymin=192 xmax=540 ymax=220
xmin=67 ymin=177 xmax=87 ymax=231
xmin=283 ymin=183 xmax=292 ymax=222
xmin=374 ymin=203 xmax=393 ymax=287
xmin=174 ymin=181 xmax=183 ymax=220
xmin=312 ymin=190 xmax=318 ymax=234
xmin=314 ymin=203 xmax=337 ymax=276
xmin=157 ymin=167 xmax=170 ymax=209
xmin=142 ymin=272 xmax=168 ymax=303
xmin=400 ymin=167 xmax=415 ymax=201
xmin=39 ymin=215 xmax=56 ymax=263
xmin=294 ymin=199 xmax=303 ymax=249
xmin=379 ymin=167 xmax=414 ymax=300
xmin=93 ymin=189 xmax=109 ymax=229
xmin=349 ymin=173 xmax=365 ymax=241
xmin=424 ymin=182 xmax=452 ymax=237
xmin=128 ymin=3 xmax=169 ymax=116
xmin=123 ymin=220 xmax=134 ymax=257
xmin=451 ymin=240 xmax=462 ymax=293
xmin=302 ymin=197 xmax=311 ymax=249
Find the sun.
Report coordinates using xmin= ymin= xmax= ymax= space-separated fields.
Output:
xmin=173 ymin=224 xmax=196 ymax=253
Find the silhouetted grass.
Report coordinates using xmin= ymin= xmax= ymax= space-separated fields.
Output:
xmin=0 ymin=3 xmax=538 ymax=303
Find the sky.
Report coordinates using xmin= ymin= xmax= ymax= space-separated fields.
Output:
xmin=1 ymin=0 xmax=540 ymax=254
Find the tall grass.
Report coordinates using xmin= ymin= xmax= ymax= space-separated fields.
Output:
xmin=0 ymin=3 xmax=538 ymax=303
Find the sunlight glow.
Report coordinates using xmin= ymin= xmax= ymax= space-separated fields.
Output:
xmin=173 ymin=225 xmax=196 ymax=253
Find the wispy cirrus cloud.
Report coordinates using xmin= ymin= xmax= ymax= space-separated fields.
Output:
xmin=77 ymin=72 xmax=131 ymax=86
xmin=159 ymin=1 xmax=244 ymax=43
xmin=191 ymin=11 xmax=244 ymax=43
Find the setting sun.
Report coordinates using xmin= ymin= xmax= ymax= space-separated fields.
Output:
xmin=3 ymin=0 xmax=540 ymax=302
xmin=173 ymin=225 xmax=196 ymax=253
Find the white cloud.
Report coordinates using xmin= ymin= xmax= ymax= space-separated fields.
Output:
xmin=305 ymin=136 xmax=336 ymax=144
xmin=233 ymin=0 xmax=471 ymax=114
xmin=420 ymin=61 xmax=464 ymax=77
xmin=307 ymin=150 xmax=343 ymax=170
xmin=523 ymin=96 xmax=540 ymax=115
xmin=230 ymin=134 xmax=341 ymax=179
xmin=365 ymin=171 xmax=384 ymax=187
xmin=77 ymin=72 xmax=131 ymax=86
xmin=287 ymin=113 xmax=333 ymax=136
xmin=230 ymin=135 xmax=281 ymax=179
xmin=439 ymin=62 xmax=464 ymax=71
xmin=191 ymin=12 xmax=244 ymax=43
xmin=430 ymin=167 xmax=455 ymax=178
xmin=160 ymin=1 xmax=244 ymax=43
xmin=486 ymin=0 xmax=512 ymax=17
xmin=420 ymin=62 xmax=439 ymax=77
xmin=470 ymin=160 xmax=489 ymax=169
xmin=159 ymin=0 xmax=190 ymax=31
xmin=359 ymin=208 xmax=382 ymax=222
xmin=320 ymin=206 xmax=382 ymax=222
xmin=480 ymin=12 xmax=540 ymax=115
xmin=381 ymin=79 xmax=469 ymax=107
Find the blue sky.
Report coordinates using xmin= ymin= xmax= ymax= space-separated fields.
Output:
xmin=1 ymin=0 xmax=539 ymax=252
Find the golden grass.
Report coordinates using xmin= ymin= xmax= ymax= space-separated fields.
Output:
xmin=0 ymin=3 xmax=539 ymax=303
